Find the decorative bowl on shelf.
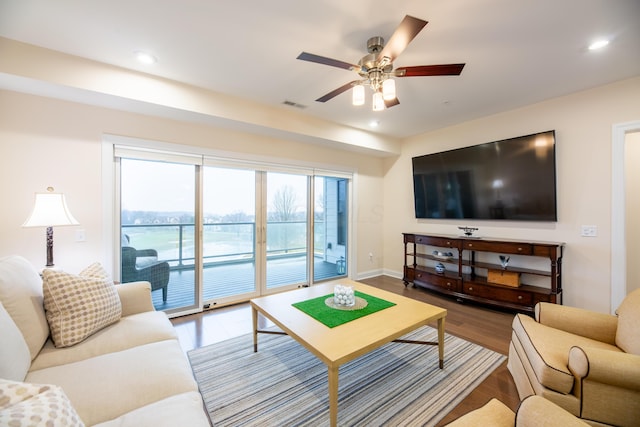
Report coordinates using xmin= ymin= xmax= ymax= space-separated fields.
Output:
xmin=432 ymin=250 xmax=454 ymax=261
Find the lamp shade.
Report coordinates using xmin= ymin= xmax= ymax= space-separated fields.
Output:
xmin=382 ymin=79 xmax=396 ymax=101
xmin=372 ymin=91 xmax=385 ymax=111
xmin=352 ymin=84 xmax=365 ymax=106
xmin=23 ymin=192 xmax=79 ymax=228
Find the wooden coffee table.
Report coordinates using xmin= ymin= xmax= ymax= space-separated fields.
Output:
xmin=250 ymin=279 xmax=447 ymax=427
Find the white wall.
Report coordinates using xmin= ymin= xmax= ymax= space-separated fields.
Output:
xmin=626 ymin=131 xmax=640 ymax=293
xmin=382 ymin=76 xmax=640 ymax=313
xmin=2 ymin=76 xmax=639 ymax=313
xmin=0 ymin=90 xmax=385 ymax=277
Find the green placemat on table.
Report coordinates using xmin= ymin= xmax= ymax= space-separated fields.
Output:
xmin=292 ymin=291 xmax=396 ymax=328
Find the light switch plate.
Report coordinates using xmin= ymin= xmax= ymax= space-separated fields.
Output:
xmin=581 ymin=225 xmax=597 ymax=237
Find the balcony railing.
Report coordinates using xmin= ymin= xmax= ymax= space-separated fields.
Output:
xmin=122 ymin=220 xmax=327 ymax=269
xmin=122 ymin=221 xmax=346 ymax=310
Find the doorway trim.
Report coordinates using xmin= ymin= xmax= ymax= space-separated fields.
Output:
xmin=611 ymin=120 xmax=640 ymax=314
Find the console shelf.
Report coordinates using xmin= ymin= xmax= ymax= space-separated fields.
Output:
xmin=403 ymin=233 xmax=564 ymax=313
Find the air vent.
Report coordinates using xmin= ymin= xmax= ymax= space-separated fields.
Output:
xmin=283 ymin=100 xmax=307 ymax=109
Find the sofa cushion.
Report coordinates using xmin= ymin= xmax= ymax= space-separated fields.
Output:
xmin=0 ymin=302 xmax=31 ymax=381
xmin=511 ymin=314 xmax=621 ymax=394
xmin=42 ymin=264 xmax=122 ymax=348
xmin=25 ymin=340 xmax=199 ymax=426
xmin=0 ymin=378 xmax=85 ymax=427
xmin=0 ymin=256 xmax=50 ymax=360
xmin=615 ymin=288 xmax=640 ymax=355
xmin=30 ymin=310 xmax=178 ymax=371
xmin=93 ymin=391 xmax=210 ymax=427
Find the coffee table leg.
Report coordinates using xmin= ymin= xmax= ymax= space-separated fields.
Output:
xmin=438 ymin=316 xmax=445 ymax=369
xmin=328 ymin=365 xmax=339 ymax=427
xmin=252 ymin=306 xmax=258 ymax=353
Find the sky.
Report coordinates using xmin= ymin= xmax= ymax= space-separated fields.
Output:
xmin=121 ymin=159 xmax=312 ymax=215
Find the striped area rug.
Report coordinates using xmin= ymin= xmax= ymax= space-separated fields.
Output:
xmin=188 ymin=326 xmax=506 ymax=426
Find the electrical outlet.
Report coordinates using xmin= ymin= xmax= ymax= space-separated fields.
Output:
xmin=369 ymin=252 xmax=373 ymax=262
xmin=580 ymin=225 xmax=597 ymax=237
xmin=75 ymin=229 xmax=86 ymax=242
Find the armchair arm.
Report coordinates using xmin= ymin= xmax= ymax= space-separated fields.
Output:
xmin=535 ymin=302 xmax=618 ymax=344
xmin=568 ymin=346 xmax=640 ymax=389
xmin=115 ymin=281 xmax=155 ymax=316
xmin=135 ymin=248 xmax=158 ymax=258
xmin=515 ymin=395 xmax=588 ymax=427
xmin=568 ymin=346 xmax=640 ymax=426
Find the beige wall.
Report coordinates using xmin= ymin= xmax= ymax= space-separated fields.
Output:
xmin=382 ymin=76 xmax=640 ymax=313
xmin=0 ymin=90 xmax=385 ymax=276
xmin=2 ymin=76 xmax=639 ymax=313
xmin=626 ymin=131 xmax=640 ymax=293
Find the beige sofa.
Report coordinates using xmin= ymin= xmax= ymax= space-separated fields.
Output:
xmin=507 ymin=290 xmax=640 ymax=427
xmin=0 ymin=255 xmax=210 ymax=426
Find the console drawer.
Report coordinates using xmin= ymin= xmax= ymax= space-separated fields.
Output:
xmin=464 ymin=283 xmax=533 ymax=305
xmin=415 ymin=270 xmax=460 ymax=292
xmin=463 ymin=240 xmax=532 ymax=255
xmin=414 ymin=235 xmax=458 ymax=249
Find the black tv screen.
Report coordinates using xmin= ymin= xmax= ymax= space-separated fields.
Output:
xmin=412 ymin=130 xmax=557 ymax=221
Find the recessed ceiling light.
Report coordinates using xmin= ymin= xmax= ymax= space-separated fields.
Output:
xmin=588 ymin=39 xmax=609 ymax=51
xmin=134 ymin=51 xmax=157 ymax=64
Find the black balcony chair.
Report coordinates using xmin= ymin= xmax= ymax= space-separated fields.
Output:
xmin=121 ymin=246 xmax=170 ymax=302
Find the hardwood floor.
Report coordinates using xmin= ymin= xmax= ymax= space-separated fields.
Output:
xmin=171 ymin=275 xmax=521 ymax=426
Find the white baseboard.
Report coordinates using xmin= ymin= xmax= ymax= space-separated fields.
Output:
xmin=355 ymin=268 xmax=403 ymax=281
xmin=355 ymin=268 xmax=383 ymax=280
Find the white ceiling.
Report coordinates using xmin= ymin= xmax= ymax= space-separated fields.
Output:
xmin=0 ymin=0 xmax=639 ymax=139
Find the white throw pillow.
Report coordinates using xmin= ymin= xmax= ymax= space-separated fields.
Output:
xmin=0 ymin=302 xmax=31 ymax=381
xmin=0 ymin=255 xmax=50 ymax=360
xmin=42 ymin=263 xmax=122 ymax=348
xmin=0 ymin=378 xmax=85 ymax=426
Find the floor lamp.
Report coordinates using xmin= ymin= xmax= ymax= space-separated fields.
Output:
xmin=22 ymin=187 xmax=79 ymax=268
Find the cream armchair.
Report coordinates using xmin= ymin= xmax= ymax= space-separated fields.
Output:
xmin=507 ymin=289 xmax=640 ymax=426
xmin=445 ymin=395 xmax=589 ymax=427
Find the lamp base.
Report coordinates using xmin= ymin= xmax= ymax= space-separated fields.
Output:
xmin=46 ymin=226 xmax=54 ymax=267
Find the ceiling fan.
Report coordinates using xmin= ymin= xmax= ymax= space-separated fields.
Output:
xmin=296 ymin=15 xmax=465 ymax=111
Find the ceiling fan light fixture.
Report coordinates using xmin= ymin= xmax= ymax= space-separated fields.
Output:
xmin=296 ymin=16 xmax=465 ymax=111
xmin=372 ymin=91 xmax=385 ymax=111
xmin=382 ymin=79 xmax=396 ymax=100
xmin=352 ymin=84 xmax=365 ymax=106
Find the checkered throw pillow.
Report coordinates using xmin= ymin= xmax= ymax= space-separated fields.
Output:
xmin=42 ymin=263 xmax=122 ymax=348
xmin=0 ymin=378 xmax=85 ymax=426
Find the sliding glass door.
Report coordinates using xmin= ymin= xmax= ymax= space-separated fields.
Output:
xmin=120 ymin=158 xmax=198 ymax=312
xmin=313 ymin=176 xmax=349 ymax=281
xmin=265 ymin=172 xmax=308 ymax=291
xmin=114 ymin=140 xmax=352 ymax=314
xmin=202 ymin=166 xmax=258 ymax=304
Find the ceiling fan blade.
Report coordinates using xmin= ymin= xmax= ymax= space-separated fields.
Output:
xmin=297 ymin=52 xmax=360 ymax=72
xmin=377 ymin=15 xmax=428 ymax=64
xmin=395 ymin=63 xmax=466 ymax=77
xmin=316 ymin=80 xmax=359 ymax=102
xmin=384 ymin=97 xmax=400 ymax=108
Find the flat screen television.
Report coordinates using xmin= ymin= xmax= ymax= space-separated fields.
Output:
xmin=412 ymin=130 xmax=557 ymax=221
